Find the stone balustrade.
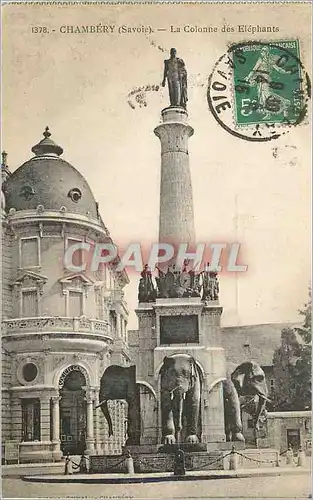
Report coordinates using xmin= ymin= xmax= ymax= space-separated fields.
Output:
xmin=2 ymin=316 xmax=111 ymax=336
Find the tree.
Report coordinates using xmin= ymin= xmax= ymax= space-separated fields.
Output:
xmin=293 ymin=290 xmax=312 ymax=409
xmin=272 ymin=291 xmax=311 ymax=411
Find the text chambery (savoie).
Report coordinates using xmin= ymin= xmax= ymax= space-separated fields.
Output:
xmin=59 ymin=24 xmax=153 ymax=34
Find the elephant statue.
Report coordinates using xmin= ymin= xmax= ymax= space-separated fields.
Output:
xmin=160 ymin=355 xmax=201 ymax=445
xmin=97 ymin=365 xmax=140 ymax=445
xmin=223 ymin=361 xmax=269 ymax=442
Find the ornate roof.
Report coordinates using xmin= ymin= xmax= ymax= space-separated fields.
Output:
xmin=5 ymin=127 xmax=98 ymax=218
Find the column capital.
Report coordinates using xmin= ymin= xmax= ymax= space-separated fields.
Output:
xmin=85 ymin=392 xmax=95 ymax=404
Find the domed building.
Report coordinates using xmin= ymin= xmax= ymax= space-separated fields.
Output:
xmin=1 ymin=128 xmax=131 ymax=463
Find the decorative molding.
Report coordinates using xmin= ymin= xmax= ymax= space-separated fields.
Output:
xmin=12 ymin=270 xmax=48 ymax=295
xmin=53 ymin=355 xmax=66 ymax=367
xmin=16 ymin=355 xmax=43 ymax=386
xmin=58 ymin=364 xmax=90 ymax=389
xmin=156 ymin=306 xmax=202 ymax=317
xmin=36 ymin=205 xmax=45 ymax=214
xmin=59 ymin=273 xmax=94 ymax=300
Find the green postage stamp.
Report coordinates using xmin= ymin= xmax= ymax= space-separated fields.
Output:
xmin=233 ymin=40 xmax=303 ymax=126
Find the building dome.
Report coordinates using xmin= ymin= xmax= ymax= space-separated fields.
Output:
xmin=5 ymin=127 xmax=98 ymax=218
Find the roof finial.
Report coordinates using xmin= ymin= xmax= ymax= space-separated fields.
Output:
xmin=43 ymin=126 xmax=51 ymax=139
xmin=2 ymin=151 xmax=8 ymax=167
xmin=31 ymin=127 xmax=63 ymax=157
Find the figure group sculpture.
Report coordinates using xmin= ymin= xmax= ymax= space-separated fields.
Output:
xmin=138 ymin=262 xmax=219 ymax=303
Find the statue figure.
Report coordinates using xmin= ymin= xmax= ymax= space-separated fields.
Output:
xmin=202 ymin=264 xmax=219 ymax=301
xmin=156 ymin=267 xmax=168 ymax=298
xmin=138 ymin=264 xmax=156 ymax=302
xmin=155 ymin=262 xmax=202 ymax=299
xmin=162 ymin=48 xmax=188 ymax=108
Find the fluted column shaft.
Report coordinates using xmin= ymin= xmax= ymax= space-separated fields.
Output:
xmin=154 ymin=106 xmax=195 ymax=247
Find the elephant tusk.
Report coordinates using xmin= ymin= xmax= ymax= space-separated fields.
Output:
xmin=95 ymin=400 xmax=107 ymax=408
xmin=182 ymin=393 xmax=186 ymax=400
xmin=258 ymin=394 xmax=271 ymax=402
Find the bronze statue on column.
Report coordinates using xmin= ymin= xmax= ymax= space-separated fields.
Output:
xmin=162 ymin=48 xmax=188 ymax=109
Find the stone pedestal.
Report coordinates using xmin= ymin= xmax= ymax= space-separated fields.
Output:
xmin=136 ymin=297 xmax=227 ymax=446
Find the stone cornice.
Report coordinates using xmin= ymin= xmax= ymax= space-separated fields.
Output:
xmin=6 ymin=209 xmax=105 ymax=233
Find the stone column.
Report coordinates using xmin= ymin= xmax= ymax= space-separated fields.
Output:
xmin=93 ymin=390 xmax=102 ymax=454
xmin=40 ymin=396 xmax=51 ymax=442
xmin=85 ymin=391 xmax=95 ymax=454
xmin=11 ymin=396 xmax=22 ymax=441
xmin=202 ymin=382 xmax=226 ymax=444
xmin=154 ymin=107 xmax=195 ymax=248
xmin=116 ymin=312 xmax=121 ymax=338
xmin=51 ymin=396 xmax=62 ymax=460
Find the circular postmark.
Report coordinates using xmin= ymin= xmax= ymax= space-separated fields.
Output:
xmin=207 ymin=40 xmax=311 ymax=142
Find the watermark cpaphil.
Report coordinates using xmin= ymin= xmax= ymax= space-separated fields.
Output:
xmin=63 ymin=241 xmax=248 ymax=274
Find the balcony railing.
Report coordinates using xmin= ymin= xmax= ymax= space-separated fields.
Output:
xmin=2 ymin=316 xmax=111 ymax=337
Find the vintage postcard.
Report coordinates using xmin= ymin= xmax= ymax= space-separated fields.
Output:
xmin=1 ymin=1 xmax=311 ymax=499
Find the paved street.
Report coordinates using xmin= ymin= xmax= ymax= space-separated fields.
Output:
xmin=2 ymin=472 xmax=311 ymax=499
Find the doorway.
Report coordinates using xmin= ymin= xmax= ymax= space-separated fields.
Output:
xmin=287 ymin=428 xmax=301 ymax=452
xmin=59 ymin=368 xmax=87 ymax=454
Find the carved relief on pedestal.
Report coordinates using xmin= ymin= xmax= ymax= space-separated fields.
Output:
xmin=156 ymin=306 xmax=202 ymax=317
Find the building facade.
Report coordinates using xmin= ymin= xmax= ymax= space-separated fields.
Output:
xmin=1 ymin=129 xmax=130 ymax=463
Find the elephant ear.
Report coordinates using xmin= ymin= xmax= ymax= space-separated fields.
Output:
xmin=163 ymin=356 xmax=174 ymax=367
xmin=250 ymin=361 xmax=263 ymax=377
xmin=231 ymin=364 xmax=247 ymax=392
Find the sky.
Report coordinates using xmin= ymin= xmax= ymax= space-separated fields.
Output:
xmin=2 ymin=2 xmax=311 ymax=329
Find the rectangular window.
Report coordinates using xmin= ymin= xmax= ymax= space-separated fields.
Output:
xmin=20 ymin=238 xmax=40 ymax=268
xmin=287 ymin=428 xmax=301 ymax=451
xmin=22 ymin=290 xmax=38 ymax=317
xmin=247 ymin=418 xmax=254 ymax=429
xmin=68 ymin=291 xmax=83 ymax=316
xmin=22 ymin=399 xmax=41 ymax=441
xmin=110 ymin=311 xmax=117 ymax=334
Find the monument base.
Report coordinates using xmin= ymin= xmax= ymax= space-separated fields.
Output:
xmin=90 ymin=443 xmax=279 ymax=473
xmin=90 ymin=450 xmax=225 ymax=473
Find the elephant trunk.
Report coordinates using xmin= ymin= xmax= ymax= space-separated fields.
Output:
xmin=171 ymin=387 xmax=185 ymax=439
xmin=99 ymin=400 xmax=113 ymax=437
xmin=254 ymin=395 xmax=267 ymax=430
